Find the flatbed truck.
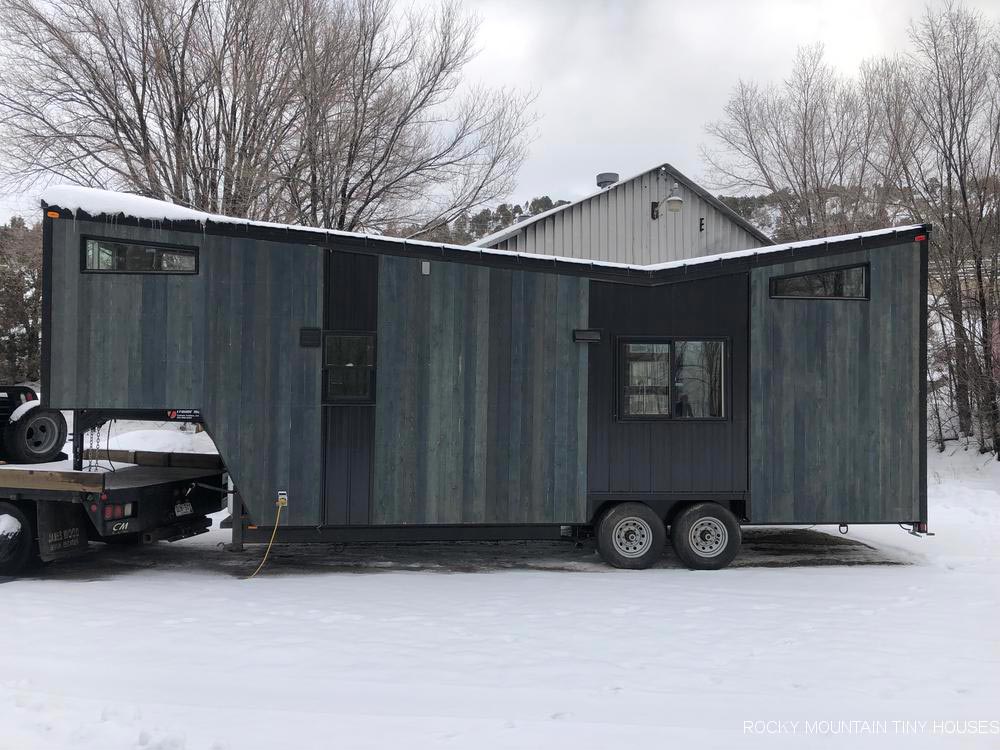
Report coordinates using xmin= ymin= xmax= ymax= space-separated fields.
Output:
xmin=0 ymin=417 xmax=227 ymax=576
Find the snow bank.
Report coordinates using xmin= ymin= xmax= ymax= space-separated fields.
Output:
xmin=107 ymin=427 xmax=217 ymax=454
xmin=0 ymin=450 xmax=997 ymax=749
xmin=0 ymin=512 xmax=21 ymax=537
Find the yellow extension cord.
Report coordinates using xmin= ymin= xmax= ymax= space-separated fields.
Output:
xmin=245 ymin=499 xmax=284 ymax=579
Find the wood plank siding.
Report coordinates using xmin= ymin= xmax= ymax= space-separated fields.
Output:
xmin=47 ymin=219 xmax=324 ymax=526
xmin=372 ymin=256 xmax=589 ymax=524
xmin=480 ymin=166 xmax=770 ymax=264
xmin=748 ymin=242 xmax=923 ymax=523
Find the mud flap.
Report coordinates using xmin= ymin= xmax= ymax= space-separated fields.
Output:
xmin=36 ymin=500 xmax=89 ymax=561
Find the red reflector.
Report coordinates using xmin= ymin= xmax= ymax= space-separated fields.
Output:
xmin=90 ymin=503 xmax=98 ymax=513
xmin=100 ymin=492 xmax=108 ymax=502
xmin=25 ymin=392 xmax=35 ymax=401
xmin=914 ymin=234 xmax=926 ymax=242
xmin=113 ymin=505 xmax=124 ymax=519
xmin=103 ymin=506 xmax=113 ymax=520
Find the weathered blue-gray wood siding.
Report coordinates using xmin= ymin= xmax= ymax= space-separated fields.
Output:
xmin=373 ymin=256 xmax=589 ymax=524
xmin=47 ymin=219 xmax=324 ymax=526
xmin=749 ymin=242 xmax=922 ymax=523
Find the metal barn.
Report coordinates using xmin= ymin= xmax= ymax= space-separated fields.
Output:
xmin=475 ymin=164 xmax=772 ymax=264
xmin=39 ymin=186 xmax=929 ymax=569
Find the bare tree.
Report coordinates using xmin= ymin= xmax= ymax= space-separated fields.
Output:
xmin=704 ymin=45 xmax=886 ymax=241
xmin=705 ymin=3 xmax=1000 ymax=458
xmin=0 ymin=217 xmax=41 ymax=382
xmin=0 ymin=0 xmax=533 ymax=233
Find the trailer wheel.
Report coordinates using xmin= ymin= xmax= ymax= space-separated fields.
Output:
xmin=596 ymin=502 xmax=666 ymax=569
xmin=0 ymin=501 xmax=33 ymax=577
xmin=670 ymin=503 xmax=741 ymax=570
xmin=4 ymin=409 xmax=67 ymax=464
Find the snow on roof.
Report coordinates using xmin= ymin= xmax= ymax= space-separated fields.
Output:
xmin=472 ymin=162 xmax=772 ymax=248
xmin=41 ymin=184 xmax=923 ymax=276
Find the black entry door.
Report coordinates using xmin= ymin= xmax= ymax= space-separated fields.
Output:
xmin=322 ymin=251 xmax=378 ymax=526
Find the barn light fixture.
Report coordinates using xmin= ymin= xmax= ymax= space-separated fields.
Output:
xmin=650 ymin=182 xmax=684 ymax=220
xmin=665 ymin=182 xmax=684 ymax=212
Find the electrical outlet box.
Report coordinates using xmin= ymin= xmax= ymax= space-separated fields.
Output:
xmin=277 ymin=491 xmax=288 ymax=507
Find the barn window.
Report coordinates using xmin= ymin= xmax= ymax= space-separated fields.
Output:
xmin=83 ymin=237 xmax=198 ymax=274
xmin=323 ymin=333 xmax=375 ymax=403
xmin=769 ymin=264 xmax=867 ymax=299
xmin=619 ymin=339 xmax=725 ymax=420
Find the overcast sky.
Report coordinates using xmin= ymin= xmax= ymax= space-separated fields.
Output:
xmin=2 ymin=0 xmax=997 ymax=222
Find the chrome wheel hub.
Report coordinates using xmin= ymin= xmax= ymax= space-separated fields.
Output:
xmin=688 ymin=517 xmax=728 ymax=557
xmin=612 ymin=517 xmax=653 ymax=558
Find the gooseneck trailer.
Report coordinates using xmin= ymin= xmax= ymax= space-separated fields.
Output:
xmin=1 ymin=186 xmax=929 ymax=575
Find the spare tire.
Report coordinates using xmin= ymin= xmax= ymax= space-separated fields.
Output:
xmin=4 ymin=409 xmax=68 ymax=464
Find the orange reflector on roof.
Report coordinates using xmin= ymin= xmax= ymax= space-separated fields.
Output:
xmin=46 ymin=210 xmax=60 ymax=218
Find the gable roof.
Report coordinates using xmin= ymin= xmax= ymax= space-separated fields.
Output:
xmin=41 ymin=185 xmax=925 ymax=287
xmin=473 ymin=163 xmax=774 ymax=248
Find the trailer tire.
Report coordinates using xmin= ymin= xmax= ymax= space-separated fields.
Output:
xmin=670 ymin=503 xmax=741 ymax=570
xmin=596 ymin=502 xmax=665 ymax=569
xmin=4 ymin=409 xmax=67 ymax=464
xmin=0 ymin=501 xmax=33 ymax=577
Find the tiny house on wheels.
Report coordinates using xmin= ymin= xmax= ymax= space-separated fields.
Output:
xmin=36 ymin=186 xmax=929 ymax=570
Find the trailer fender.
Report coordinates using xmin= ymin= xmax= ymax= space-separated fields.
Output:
xmin=36 ymin=500 xmax=89 ymax=562
xmin=7 ymin=400 xmax=39 ymax=423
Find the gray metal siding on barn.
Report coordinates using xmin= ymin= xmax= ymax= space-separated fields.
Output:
xmin=47 ymin=219 xmax=325 ymax=527
xmin=479 ymin=166 xmax=770 ymax=264
xmin=373 ymin=256 xmax=589 ymax=524
xmin=748 ymin=242 xmax=923 ymax=523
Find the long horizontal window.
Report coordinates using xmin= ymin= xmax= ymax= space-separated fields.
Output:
xmin=83 ymin=237 xmax=198 ymax=274
xmin=620 ymin=339 xmax=725 ymax=420
xmin=769 ymin=264 xmax=867 ymax=299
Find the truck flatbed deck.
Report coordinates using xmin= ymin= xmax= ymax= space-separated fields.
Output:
xmin=0 ymin=453 xmax=223 ymax=494
xmin=0 ymin=450 xmax=228 ymax=575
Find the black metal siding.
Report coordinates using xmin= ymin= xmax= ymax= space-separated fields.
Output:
xmin=587 ymin=274 xmax=750 ymax=498
xmin=323 ymin=251 xmax=377 ymax=525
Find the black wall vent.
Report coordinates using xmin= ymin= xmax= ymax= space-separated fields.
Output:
xmin=573 ymin=329 xmax=602 ymax=343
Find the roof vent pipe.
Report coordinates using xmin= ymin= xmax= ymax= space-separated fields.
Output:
xmin=596 ymin=172 xmax=619 ymax=189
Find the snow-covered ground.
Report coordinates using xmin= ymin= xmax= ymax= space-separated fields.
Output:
xmin=1 ymin=437 xmax=999 ymax=749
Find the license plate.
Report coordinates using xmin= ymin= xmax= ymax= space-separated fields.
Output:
xmin=174 ymin=502 xmax=193 ymax=517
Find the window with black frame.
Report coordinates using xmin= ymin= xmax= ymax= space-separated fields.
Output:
xmin=769 ymin=264 xmax=867 ymax=299
xmin=620 ymin=339 xmax=724 ymax=420
xmin=672 ymin=340 xmax=725 ymax=418
xmin=323 ymin=333 xmax=375 ymax=403
xmin=621 ymin=342 xmax=671 ymax=417
xmin=83 ymin=237 xmax=197 ymax=273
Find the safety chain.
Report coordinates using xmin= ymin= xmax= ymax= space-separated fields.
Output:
xmin=85 ymin=427 xmax=98 ymax=471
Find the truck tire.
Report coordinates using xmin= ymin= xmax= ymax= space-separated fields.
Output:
xmin=596 ymin=502 xmax=666 ymax=569
xmin=670 ymin=503 xmax=741 ymax=570
xmin=4 ymin=409 xmax=67 ymax=464
xmin=0 ymin=501 xmax=33 ymax=577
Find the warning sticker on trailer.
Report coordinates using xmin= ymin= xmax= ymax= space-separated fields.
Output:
xmin=166 ymin=409 xmax=202 ymax=421
xmin=174 ymin=502 xmax=194 ymax=518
